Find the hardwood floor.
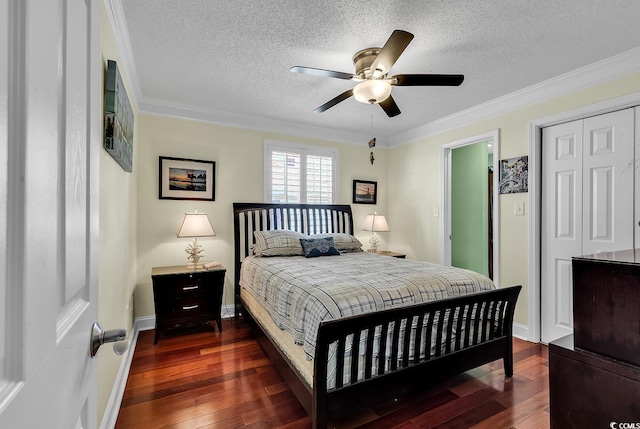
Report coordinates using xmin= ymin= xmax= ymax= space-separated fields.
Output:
xmin=115 ymin=318 xmax=550 ymax=428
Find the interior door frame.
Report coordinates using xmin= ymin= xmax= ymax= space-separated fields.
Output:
xmin=441 ymin=129 xmax=500 ymax=287
xmin=528 ymin=92 xmax=640 ymax=343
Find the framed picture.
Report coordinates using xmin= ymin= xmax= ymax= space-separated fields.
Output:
xmin=499 ymin=156 xmax=529 ymax=194
xmin=159 ymin=156 xmax=216 ymax=201
xmin=353 ymin=180 xmax=377 ymax=204
xmin=104 ymin=60 xmax=134 ymax=172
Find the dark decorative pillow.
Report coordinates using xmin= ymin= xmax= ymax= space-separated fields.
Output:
xmin=299 ymin=237 xmax=340 ymax=258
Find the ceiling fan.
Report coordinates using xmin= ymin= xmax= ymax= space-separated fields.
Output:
xmin=291 ymin=30 xmax=464 ymax=118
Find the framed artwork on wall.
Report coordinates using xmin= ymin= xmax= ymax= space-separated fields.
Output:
xmin=353 ymin=180 xmax=377 ymax=204
xmin=104 ymin=60 xmax=134 ymax=172
xmin=159 ymin=156 xmax=216 ymax=201
xmin=499 ymin=156 xmax=528 ymax=194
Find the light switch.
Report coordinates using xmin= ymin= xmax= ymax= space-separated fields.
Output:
xmin=433 ymin=208 xmax=439 ymax=217
xmin=514 ymin=202 xmax=525 ymax=216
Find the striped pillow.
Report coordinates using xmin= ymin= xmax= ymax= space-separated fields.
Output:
xmin=253 ymin=230 xmax=305 ymax=256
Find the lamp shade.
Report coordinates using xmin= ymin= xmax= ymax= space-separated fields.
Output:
xmin=353 ymin=80 xmax=392 ymax=104
xmin=361 ymin=213 xmax=390 ymax=232
xmin=176 ymin=212 xmax=215 ymax=237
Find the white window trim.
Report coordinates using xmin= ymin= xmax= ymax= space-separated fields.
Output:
xmin=264 ymin=139 xmax=339 ymax=204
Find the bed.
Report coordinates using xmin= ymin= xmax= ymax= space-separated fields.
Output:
xmin=233 ymin=202 xmax=521 ymax=428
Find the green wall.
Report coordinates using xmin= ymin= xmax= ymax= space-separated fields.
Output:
xmin=451 ymin=142 xmax=489 ymax=276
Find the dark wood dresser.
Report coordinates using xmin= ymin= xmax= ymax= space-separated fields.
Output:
xmin=151 ymin=265 xmax=226 ymax=344
xmin=549 ymin=249 xmax=640 ymax=427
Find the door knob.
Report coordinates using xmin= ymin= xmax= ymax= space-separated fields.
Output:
xmin=90 ymin=322 xmax=129 ymax=357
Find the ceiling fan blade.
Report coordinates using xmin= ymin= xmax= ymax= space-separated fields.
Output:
xmin=290 ymin=66 xmax=358 ymax=81
xmin=379 ymin=95 xmax=401 ymax=117
xmin=370 ymin=30 xmax=414 ymax=77
xmin=392 ymin=74 xmax=465 ymax=86
xmin=313 ymin=89 xmax=354 ymax=113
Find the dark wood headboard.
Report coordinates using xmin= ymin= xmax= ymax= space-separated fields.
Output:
xmin=232 ymin=202 xmax=354 ymax=317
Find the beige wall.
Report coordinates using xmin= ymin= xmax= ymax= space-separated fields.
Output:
xmin=388 ymin=72 xmax=640 ymax=327
xmin=98 ymin=2 xmax=138 ymax=426
xmin=134 ymin=115 xmax=388 ymax=319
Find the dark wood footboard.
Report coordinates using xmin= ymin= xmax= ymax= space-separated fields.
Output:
xmin=311 ymin=285 xmax=521 ymax=428
xmin=242 ymin=285 xmax=521 ymax=428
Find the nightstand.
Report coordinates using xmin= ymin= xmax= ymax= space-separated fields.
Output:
xmin=373 ymin=250 xmax=406 ymax=259
xmin=151 ymin=264 xmax=226 ymax=344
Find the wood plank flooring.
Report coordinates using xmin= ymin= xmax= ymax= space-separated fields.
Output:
xmin=115 ymin=318 xmax=550 ymax=428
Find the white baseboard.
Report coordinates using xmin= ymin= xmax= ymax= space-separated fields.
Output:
xmin=100 ymin=308 xmax=236 ymax=428
xmin=135 ymin=315 xmax=156 ymax=331
xmin=513 ymin=322 xmax=530 ymax=342
xmin=99 ymin=316 xmax=151 ymax=429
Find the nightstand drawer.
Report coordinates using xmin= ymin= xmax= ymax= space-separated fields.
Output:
xmin=166 ymin=298 xmax=216 ymax=323
xmin=154 ymin=273 xmax=220 ymax=298
xmin=151 ymin=265 xmax=226 ymax=344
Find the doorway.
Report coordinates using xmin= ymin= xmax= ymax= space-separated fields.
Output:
xmin=441 ymin=130 xmax=500 ymax=285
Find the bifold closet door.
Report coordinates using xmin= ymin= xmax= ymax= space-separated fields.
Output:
xmin=541 ymin=108 xmax=634 ymax=344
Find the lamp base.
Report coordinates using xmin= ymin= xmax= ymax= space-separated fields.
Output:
xmin=185 ymin=238 xmax=204 ymax=269
xmin=368 ymin=232 xmax=380 ymax=252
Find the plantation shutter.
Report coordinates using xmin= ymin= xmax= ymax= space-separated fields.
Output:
xmin=265 ymin=140 xmax=338 ymax=204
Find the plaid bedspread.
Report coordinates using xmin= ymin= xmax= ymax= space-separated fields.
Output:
xmin=240 ymin=252 xmax=495 ymax=359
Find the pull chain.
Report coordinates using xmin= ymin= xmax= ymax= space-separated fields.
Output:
xmin=368 ymin=105 xmax=376 ymax=164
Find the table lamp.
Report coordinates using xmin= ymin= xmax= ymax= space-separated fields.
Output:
xmin=361 ymin=212 xmax=389 ymax=252
xmin=176 ymin=209 xmax=215 ymax=268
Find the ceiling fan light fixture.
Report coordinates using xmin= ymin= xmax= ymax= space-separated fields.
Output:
xmin=353 ymin=80 xmax=392 ymax=104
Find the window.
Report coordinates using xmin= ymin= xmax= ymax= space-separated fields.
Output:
xmin=264 ymin=140 xmax=338 ymax=204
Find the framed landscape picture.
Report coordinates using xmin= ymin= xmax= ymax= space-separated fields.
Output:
xmin=159 ymin=156 xmax=215 ymax=201
xmin=353 ymin=180 xmax=377 ymax=204
xmin=104 ymin=60 xmax=134 ymax=172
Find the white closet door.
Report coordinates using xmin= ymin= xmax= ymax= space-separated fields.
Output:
xmin=541 ymin=108 xmax=635 ymax=344
xmin=582 ymin=109 xmax=634 ymax=255
xmin=542 ymin=120 xmax=583 ymax=343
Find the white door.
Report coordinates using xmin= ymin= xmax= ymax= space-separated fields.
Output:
xmin=581 ymin=111 xmax=634 ymax=255
xmin=541 ymin=109 xmax=635 ymax=343
xmin=0 ymin=0 xmax=100 ymax=428
xmin=541 ymin=120 xmax=584 ymax=343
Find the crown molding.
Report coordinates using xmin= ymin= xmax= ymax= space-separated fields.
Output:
xmin=102 ymin=0 xmax=378 ymax=146
xmin=387 ymin=46 xmax=640 ymax=147
xmin=104 ymin=0 xmax=640 ymax=148
xmin=102 ymin=0 xmax=141 ymax=111
xmin=138 ymin=98 xmax=380 ymax=146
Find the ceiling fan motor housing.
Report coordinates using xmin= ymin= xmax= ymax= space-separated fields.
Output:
xmin=353 ymin=48 xmax=383 ymax=78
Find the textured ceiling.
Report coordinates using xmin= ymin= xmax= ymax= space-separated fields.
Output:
xmin=117 ymin=0 xmax=640 ymax=144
